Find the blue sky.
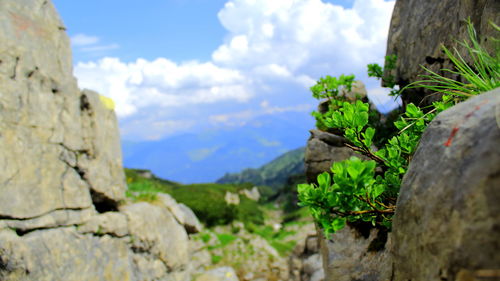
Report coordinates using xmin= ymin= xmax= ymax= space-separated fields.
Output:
xmin=52 ymin=0 xmax=397 ymax=141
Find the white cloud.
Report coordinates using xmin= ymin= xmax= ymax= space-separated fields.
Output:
xmin=75 ymin=57 xmax=251 ymax=118
xmin=73 ymin=0 xmax=396 ymax=140
xmin=70 ymin=33 xmax=120 ymax=56
xmin=71 ymin=34 xmax=99 ymax=46
xmin=81 ymin=44 xmax=120 ymax=53
xmin=213 ymin=0 xmax=394 ymax=76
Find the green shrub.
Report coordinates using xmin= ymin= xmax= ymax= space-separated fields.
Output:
xmin=171 ymin=183 xmax=264 ymax=227
xmin=298 ymin=20 xmax=499 ymax=237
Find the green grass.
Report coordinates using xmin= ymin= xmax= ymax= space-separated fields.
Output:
xmin=404 ymin=19 xmax=499 ymax=99
xmin=124 ymin=168 xmax=265 ymax=227
xmin=216 ymin=233 xmax=238 ymax=247
xmin=246 ymin=224 xmax=299 ymax=257
xmin=270 ymin=240 xmax=297 ymax=256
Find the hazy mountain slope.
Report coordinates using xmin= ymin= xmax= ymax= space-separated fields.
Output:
xmin=122 ymin=112 xmax=314 ymax=183
xmin=216 ymin=146 xmax=305 ymax=189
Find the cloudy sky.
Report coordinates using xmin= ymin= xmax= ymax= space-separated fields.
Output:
xmin=53 ymin=0 xmax=397 ymax=141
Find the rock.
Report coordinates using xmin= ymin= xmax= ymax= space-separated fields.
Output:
xmin=320 ymin=225 xmax=392 ymax=281
xmin=288 ymin=223 xmax=323 ymax=281
xmin=178 ymin=203 xmax=203 ymax=234
xmin=78 ymin=211 xmax=129 ymax=237
xmin=303 ymin=254 xmax=322 ymax=276
xmin=391 ymin=88 xmax=500 ymax=280
xmin=156 ymin=193 xmax=203 ymax=234
xmin=0 ymin=227 xmax=134 ymax=281
xmin=0 ymin=208 xmax=94 ymax=233
xmin=78 ymin=89 xmax=127 ymax=206
xmin=224 ymin=191 xmax=240 ymax=205
xmin=304 ymin=130 xmax=361 ymax=184
xmin=305 ymin=236 xmax=319 ymax=254
xmin=340 ymin=80 xmax=368 ymax=101
xmin=0 ymin=0 xmax=125 ymax=219
xmin=240 ymin=186 xmax=260 ymax=201
xmin=121 ymin=202 xmax=190 ymax=271
xmin=385 ymin=0 xmax=500 ymax=106
xmin=0 ymin=1 xmax=203 ymax=280
xmin=196 ymin=267 xmax=239 ymax=281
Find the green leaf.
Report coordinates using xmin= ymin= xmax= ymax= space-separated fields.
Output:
xmin=362 ymin=127 xmax=375 ymax=147
xmin=372 ymin=184 xmax=384 ymax=198
xmin=331 ymin=218 xmax=346 ymax=232
xmin=317 ymin=172 xmax=331 ymax=187
xmin=346 ymin=164 xmax=360 ymax=180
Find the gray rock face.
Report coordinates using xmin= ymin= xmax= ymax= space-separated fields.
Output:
xmin=385 ymin=0 xmax=500 ymax=106
xmin=320 ymin=226 xmax=392 ymax=281
xmin=305 ymin=130 xmax=360 ymax=184
xmin=0 ymin=228 xmax=135 ymax=281
xmin=0 ymin=0 xmax=126 ymax=220
xmin=0 ymin=1 xmax=205 ymax=280
xmin=156 ymin=193 xmax=203 ymax=234
xmin=196 ymin=267 xmax=239 ymax=281
xmin=121 ymin=203 xmax=190 ymax=271
xmin=391 ymin=88 xmax=500 ymax=280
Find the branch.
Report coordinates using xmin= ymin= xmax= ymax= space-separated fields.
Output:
xmin=344 ymin=143 xmax=387 ymax=166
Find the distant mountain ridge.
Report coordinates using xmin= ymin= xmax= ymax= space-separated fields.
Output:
xmin=216 ymin=146 xmax=305 ymax=189
xmin=122 ymin=112 xmax=314 ymax=184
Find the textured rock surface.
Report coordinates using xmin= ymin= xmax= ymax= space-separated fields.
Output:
xmin=121 ymin=202 xmax=190 ymax=271
xmin=78 ymin=211 xmax=129 ymax=237
xmin=157 ymin=193 xmax=203 ymax=234
xmin=391 ymin=88 xmax=500 ymax=280
xmin=320 ymin=225 xmax=392 ymax=281
xmin=385 ymin=0 xmax=500 ymax=106
xmin=289 ymin=225 xmax=324 ymax=281
xmin=0 ymin=0 xmax=125 ymax=219
xmin=196 ymin=267 xmax=239 ymax=281
xmin=0 ymin=228 xmax=134 ymax=281
xmin=0 ymin=1 xmax=205 ymax=280
xmin=304 ymin=130 xmax=360 ymax=184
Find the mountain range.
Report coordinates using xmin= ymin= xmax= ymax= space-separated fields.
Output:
xmin=122 ymin=112 xmax=314 ymax=183
xmin=216 ymin=146 xmax=305 ymax=190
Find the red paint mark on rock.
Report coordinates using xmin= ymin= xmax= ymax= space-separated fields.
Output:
xmin=444 ymin=99 xmax=489 ymax=147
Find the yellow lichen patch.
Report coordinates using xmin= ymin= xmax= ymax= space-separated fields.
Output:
xmin=99 ymin=95 xmax=115 ymax=110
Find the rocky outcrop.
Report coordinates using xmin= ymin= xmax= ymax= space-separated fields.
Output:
xmin=319 ymin=226 xmax=391 ymax=281
xmin=289 ymin=228 xmax=324 ymax=281
xmin=304 ymin=130 xmax=358 ymax=184
xmin=0 ymin=1 xmax=204 ymax=280
xmin=305 ymin=81 xmax=384 ymax=280
xmin=385 ymin=0 xmax=500 ymax=106
xmin=240 ymin=186 xmax=261 ymax=201
xmin=309 ymin=88 xmax=500 ymax=280
xmin=391 ymin=88 xmax=500 ymax=280
xmin=196 ymin=267 xmax=239 ymax=281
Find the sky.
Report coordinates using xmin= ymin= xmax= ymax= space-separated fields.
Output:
xmin=52 ymin=0 xmax=398 ymax=141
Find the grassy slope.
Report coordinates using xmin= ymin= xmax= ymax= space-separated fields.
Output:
xmin=124 ymin=168 xmax=263 ymax=227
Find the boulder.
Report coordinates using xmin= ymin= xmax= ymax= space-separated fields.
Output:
xmin=0 ymin=1 xmax=204 ymax=280
xmin=178 ymin=203 xmax=203 ymax=234
xmin=0 ymin=0 xmax=125 ymax=220
xmin=385 ymin=0 xmax=500 ymax=106
xmin=319 ymin=225 xmax=392 ymax=281
xmin=240 ymin=187 xmax=261 ymax=201
xmin=0 ymin=208 xmax=94 ymax=233
xmin=196 ymin=267 xmax=239 ymax=281
xmin=156 ymin=193 xmax=203 ymax=234
xmin=77 ymin=211 xmax=129 ymax=237
xmin=224 ymin=191 xmax=240 ymax=205
xmin=391 ymin=88 xmax=500 ymax=280
xmin=304 ymin=130 xmax=360 ymax=184
xmin=0 ymin=228 xmax=134 ymax=281
xmin=121 ymin=202 xmax=190 ymax=271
